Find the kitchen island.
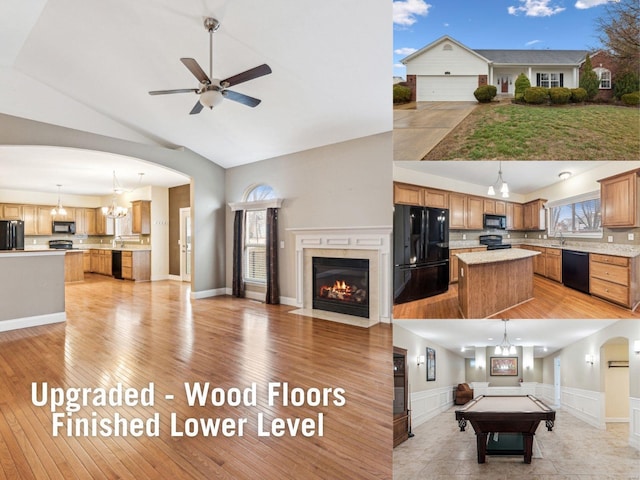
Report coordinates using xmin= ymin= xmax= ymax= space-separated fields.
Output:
xmin=456 ymin=249 xmax=540 ymax=318
xmin=0 ymin=250 xmax=66 ymax=331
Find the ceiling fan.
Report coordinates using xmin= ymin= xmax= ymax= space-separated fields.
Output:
xmin=149 ymin=17 xmax=272 ymax=114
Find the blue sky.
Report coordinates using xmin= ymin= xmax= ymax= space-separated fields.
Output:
xmin=393 ymin=0 xmax=612 ymax=78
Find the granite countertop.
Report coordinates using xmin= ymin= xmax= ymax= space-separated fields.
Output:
xmin=456 ymin=248 xmax=540 ymax=265
xmin=450 ymin=240 xmax=640 ymax=258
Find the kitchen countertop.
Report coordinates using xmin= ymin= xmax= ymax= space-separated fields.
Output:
xmin=0 ymin=249 xmax=66 ymax=257
xmin=449 ymin=240 xmax=640 ymax=258
xmin=456 ymin=249 xmax=540 ymax=265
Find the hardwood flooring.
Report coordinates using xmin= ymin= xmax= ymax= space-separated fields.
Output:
xmin=393 ymin=275 xmax=640 ymax=319
xmin=0 ymin=275 xmax=393 ymax=479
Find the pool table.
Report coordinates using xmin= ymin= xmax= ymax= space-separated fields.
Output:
xmin=455 ymin=395 xmax=555 ymax=464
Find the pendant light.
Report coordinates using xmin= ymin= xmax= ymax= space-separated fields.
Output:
xmin=494 ymin=319 xmax=517 ymax=356
xmin=487 ymin=161 xmax=509 ymax=199
xmin=102 ymin=171 xmax=129 ymax=219
xmin=51 ymin=185 xmax=67 ymax=216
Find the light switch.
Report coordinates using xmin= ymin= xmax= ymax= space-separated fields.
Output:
xmin=607 ymin=236 xmax=613 ymax=243
xmin=280 ymin=240 xmax=285 ymax=249
xmin=629 ymin=233 xmax=635 ymax=241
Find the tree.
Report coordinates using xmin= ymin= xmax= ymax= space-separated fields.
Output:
xmin=579 ymin=54 xmax=600 ymax=100
xmin=596 ymin=0 xmax=640 ymax=74
xmin=514 ymin=73 xmax=530 ymax=102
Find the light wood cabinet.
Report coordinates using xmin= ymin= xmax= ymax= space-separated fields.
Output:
xmin=73 ymin=208 xmax=96 ymax=235
xmin=95 ymin=208 xmax=114 ymax=236
xmin=589 ymin=253 xmax=639 ymax=309
xmin=83 ymin=251 xmax=91 ymax=273
xmin=449 ymin=194 xmax=482 ymax=230
xmin=64 ymin=251 xmax=84 ymax=283
xmin=450 ymin=247 xmax=486 ymax=283
xmin=523 ymin=199 xmax=546 ymax=230
xmin=521 ymin=245 xmax=546 ymax=276
xmin=545 ymin=248 xmax=562 ymax=283
xmin=121 ymin=250 xmax=151 ymax=281
xmin=513 ymin=204 xmax=524 ymax=230
xmin=495 ymin=201 xmax=506 ymax=215
xmin=23 ymin=205 xmax=53 ymax=235
xmin=424 ymin=189 xmax=448 ymax=208
xmin=467 ymin=197 xmax=483 ymax=229
xmin=598 ymin=169 xmax=640 ymax=228
xmin=90 ymin=249 xmax=100 ymax=272
xmin=483 ymin=199 xmax=496 ymax=214
xmin=132 ymin=200 xmax=151 ymax=235
xmin=1 ymin=204 xmax=23 ymax=220
xmin=394 ymin=182 xmax=423 ymax=206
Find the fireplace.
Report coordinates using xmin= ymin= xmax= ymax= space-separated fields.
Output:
xmin=312 ymin=257 xmax=369 ymax=318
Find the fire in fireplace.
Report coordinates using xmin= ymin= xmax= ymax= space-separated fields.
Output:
xmin=312 ymin=257 xmax=369 ymax=318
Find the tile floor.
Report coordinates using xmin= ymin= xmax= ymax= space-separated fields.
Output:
xmin=394 ymin=407 xmax=640 ymax=479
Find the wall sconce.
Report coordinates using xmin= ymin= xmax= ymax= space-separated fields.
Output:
xmin=417 ymin=355 xmax=425 ymax=366
xmin=585 ymin=354 xmax=594 ymax=365
xmin=634 ymin=340 xmax=640 ymax=355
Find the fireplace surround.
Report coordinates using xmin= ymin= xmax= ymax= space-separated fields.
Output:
xmin=312 ymin=257 xmax=369 ymax=318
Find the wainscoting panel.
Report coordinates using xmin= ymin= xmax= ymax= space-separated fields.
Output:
xmin=630 ymin=397 xmax=640 ymax=451
xmin=561 ymin=386 xmax=605 ymax=430
xmin=411 ymin=385 xmax=456 ymax=429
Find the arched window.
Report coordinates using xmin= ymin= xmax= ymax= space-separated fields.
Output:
xmin=594 ymin=67 xmax=611 ymax=89
xmin=242 ymin=184 xmax=276 ymax=284
xmin=244 ymin=184 xmax=275 ymax=202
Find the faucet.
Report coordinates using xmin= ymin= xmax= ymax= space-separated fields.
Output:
xmin=554 ymin=231 xmax=565 ymax=246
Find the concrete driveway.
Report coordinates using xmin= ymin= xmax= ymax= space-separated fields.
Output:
xmin=393 ymin=102 xmax=477 ymax=160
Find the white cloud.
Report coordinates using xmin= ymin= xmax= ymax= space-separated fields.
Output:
xmin=443 ymin=22 xmax=450 ymax=27
xmin=575 ymin=0 xmax=611 ymax=9
xmin=525 ymin=39 xmax=542 ymax=46
xmin=393 ymin=0 xmax=431 ymax=26
xmin=395 ymin=47 xmax=418 ymax=55
xmin=394 ymin=63 xmax=406 ymax=69
xmin=508 ymin=0 xmax=566 ymax=16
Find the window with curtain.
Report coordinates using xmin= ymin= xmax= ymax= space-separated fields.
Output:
xmin=548 ymin=192 xmax=602 ymax=238
xmin=242 ymin=185 xmax=275 ymax=284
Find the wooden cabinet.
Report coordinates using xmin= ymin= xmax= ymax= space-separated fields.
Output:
xmin=89 ymin=249 xmax=112 ymax=275
xmin=424 ymin=189 xmax=448 ymax=208
xmin=520 ymin=245 xmax=546 ymax=276
xmin=1 ymin=204 xmax=23 ymax=220
xmin=598 ymin=169 xmax=640 ymax=228
xmin=495 ymin=201 xmax=506 ymax=215
xmin=64 ymin=251 xmax=84 ymax=283
xmin=449 ymin=194 xmax=483 ymax=230
xmin=589 ymin=253 xmax=639 ymax=309
xmin=512 ymin=203 xmax=524 ymax=230
xmin=483 ymin=199 xmax=495 ymax=214
xmin=467 ymin=197 xmax=483 ymax=229
xmin=121 ymin=250 xmax=151 ymax=281
xmin=90 ymin=249 xmax=100 ymax=272
xmin=450 ymin=247 xmax=486 ymax=283
xmin=132 ymin=200 xmax=151 ymax=235
xmin=73 ymin=208 xmax=96 ymax=235
xmin=393 ymin=347 xmax=409 ymax=448
xmin=394 ymin=182 xmax=448 ymax=208
xmin=95 ymin=208 xmax=114 ymax=235
xmin=523 ymin=199 xmax=546 ymax=230
xmin=83 ymin=251 xmax=91 ymax=273
xmin=23 ymin=205 xmax=53 ymax=235
xmin=545 ymin=248 xmax=562 ymax=282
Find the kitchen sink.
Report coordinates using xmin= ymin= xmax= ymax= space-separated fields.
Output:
xmin=549 ymin=244 xmax=564 ymax=248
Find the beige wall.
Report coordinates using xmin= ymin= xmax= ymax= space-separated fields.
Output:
xmin=224 ymin=132 xmax=393 ymax=300
xmin=168 ymin=184 xmax=190 ymax=276
xmin=542 ymin=320 xmax=640 ymax=398
xmin=393 ymin=324 xmax=465 ymax=393
xmin=603 ymin=342 xmax=630 ymax=419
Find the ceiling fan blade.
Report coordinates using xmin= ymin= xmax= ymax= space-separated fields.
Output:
xmin=189 ymin=101 xmax=204 ymax=115
xmin=222 ymin=90 xmax=262 ymax=108
xmin=221 ymin=64 xmax=272 ymax=88
xmin=149 ymin=88 xmax=198 ymax=95
xmin=180 ymin=58 xmax=211 ymax=84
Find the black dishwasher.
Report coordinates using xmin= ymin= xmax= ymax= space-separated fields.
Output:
xmin=562 ymin=250 xmax=589 ymax=293
xmin=112 ymin=250 xmax=123 ymax=279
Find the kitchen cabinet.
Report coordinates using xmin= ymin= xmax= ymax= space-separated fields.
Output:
xmin=495 ymin=201 xmax=506 ymax=215
xmin=424 ymin=189 xmax=448 ymax=209
xmin=512 ymin=203 xmax=524 ymax=230
xmin=95 ymin=208 xmax=114 ymax=235
xmin=450 ymin=247 xmax=487 ymax=283
xmin=64 ymin=251 xmax=84 ymax=283
xmin=449 ymin=194 xmax=483 ymax=230
xmin=1 ymin=204 xmax=23 ymax=220
xmin=520 ymin=245 xmax=546 ymax=276
xmin=132 ymin=200 xmax=151 ymax=235
xmin=83 ymin=250 xmax=91 ymax=273
xmin=467 ymin=197 xmax=483 ymax=229
xmin=589 ymin=253 xmax=639 ymax=309
xmin=523 ymin=199 xmax=546 ymax=230
xmin=74 ymin=208 xmax=97 ymax=235
xmin=90 ymin=249 xmax=100 ymax=272
xmin=545 ymin=248 xmax=562 ymax=283
xmin=121 ymin=250 xmax=151 ymax=281
xmin=394 ymin=182 xmax=423 ymax=206
xmin=23 ymin=205 xmax=53 ymax=236
xmin=483 ymin=199 xmax=505 ymax=215
xmin=89 ymin=249 xmax=112 ymax=275
xmin=598 ymin=169 xmax=639 ymax=228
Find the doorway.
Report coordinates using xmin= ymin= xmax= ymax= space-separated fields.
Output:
xmin=179 ymin=207 xmax=191 ymax=282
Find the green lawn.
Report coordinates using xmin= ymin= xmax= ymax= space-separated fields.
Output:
xmin=424 ymin=104 xmax=640 ymax=160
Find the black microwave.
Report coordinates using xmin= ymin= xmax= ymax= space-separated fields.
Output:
xmin=483 ymin=214 xmax=506 ymax=230
xmin=52 ymin=221 xmax=76 ymax=234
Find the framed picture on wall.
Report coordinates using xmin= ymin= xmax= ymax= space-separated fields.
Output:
xmin=426 ymin=347 xmax=436 ymax=381
xmin=490 ymin=357 xmax=518 ymax=376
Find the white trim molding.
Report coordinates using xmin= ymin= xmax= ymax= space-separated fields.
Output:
xmin=228 ymin=198 xmax=284 ymax=211
xmin=561 ymin=386 xmax=605 ymax=430
xmin=287 ymin=226 xmax=392 ymax=324
xmin=0 ymin=312 xmax=66 ymax=333
xmin=411 ymin=385 xmax=456 ymax=429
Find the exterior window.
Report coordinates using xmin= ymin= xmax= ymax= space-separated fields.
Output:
xmin=536 ymin=73 xmax=564 ymax=88
xmin=443 ymin=44 xmax=453 ymax=51
xmin=594 ymin=68 xmax=611 ymax=89
xmin=548 ymin=194 xmax=602 ymax=238
xmin=242 ymin=184 xmax=275 ymax=284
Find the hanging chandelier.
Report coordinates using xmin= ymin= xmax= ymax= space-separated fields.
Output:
xmin=494 ymin=319 xmax=517 ymax=356
xmin=487 ymin=161 xmax=509 ymax=198
xmin=102 ymin=171 xmax=129 ymax=219
xmin=51 ymin=184 xmax=67 ymax=216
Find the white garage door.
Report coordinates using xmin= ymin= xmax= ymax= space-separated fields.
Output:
xmin=416 ymin=75 xmax=478 ymax=101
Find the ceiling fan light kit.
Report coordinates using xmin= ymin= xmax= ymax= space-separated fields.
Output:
xmin=149 ymin=17 xmax=272 ymax=114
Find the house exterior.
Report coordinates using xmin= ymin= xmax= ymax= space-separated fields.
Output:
xmin=581 ymin=50 xmax=617 ymax=101
xmin=401 ymin=35 xmax=588 ymax=102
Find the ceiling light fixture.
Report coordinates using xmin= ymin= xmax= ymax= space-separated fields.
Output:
xmin=494 ymin=319 xmax=517 ymax=356
xmin=51 ymin=184 xmax=67 ymax=216
xmin=558 ymin=171 xmax=572 ymax=180
xmin=487 ymin=161 xmax=509 ymax=198
xmin=102 ymin=171 xmax=129 ymax=219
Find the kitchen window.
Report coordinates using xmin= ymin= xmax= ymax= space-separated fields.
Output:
xmin=547 ymin=192 xmax=602 ymax=239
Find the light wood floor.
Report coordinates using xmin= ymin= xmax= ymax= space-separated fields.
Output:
xmin=0 ymin=275 xmax=392 ymax=479
xmin=393 ymin=275 xmax=640 ymax=319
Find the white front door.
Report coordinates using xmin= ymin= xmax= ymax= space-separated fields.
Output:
xmin=179 ymin=207 xmax=191 ymax=282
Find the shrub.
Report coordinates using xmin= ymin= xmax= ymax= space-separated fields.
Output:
xmin=523 ymin=87 xmax=549 ymax=104
xmin=621 ymin=92 xmax=640 ymax=106
xmin=579 ymin=54 xmax=600 ymax=100
xmin=393 ymin=84 xmax=412 ymax=103
xmin=514 ymin=73 xmax=531 ymax=102
xmin=549 ymin=87 xmax=571 ymax=104
xmin=473 ymin=85 xmax=497 ymax=103
xmin=613 ymin=72 xmax=640 ymax=100
xmin=570 ymin=88 xmax=588 ymax=103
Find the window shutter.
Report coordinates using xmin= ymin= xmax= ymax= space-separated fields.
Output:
xmin=560 ymin=73 xmax=564 ymax=87
xmin=536 ymin=73 xmax=541 ymax=86
xmin=246 ymin=246 xmax=267 ymax=281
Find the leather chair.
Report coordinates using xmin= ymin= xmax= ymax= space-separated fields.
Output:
xmin=455 ymin=383 xmax=474 ymax=405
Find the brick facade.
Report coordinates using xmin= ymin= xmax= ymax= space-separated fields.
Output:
xmin=580 ymin=51 xmax=618 ymax=101
xmin=406 ymin=74 xmax=417 ymax=102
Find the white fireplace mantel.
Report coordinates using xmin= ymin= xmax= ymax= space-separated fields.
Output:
xmin=287 ymin=226 xmax=392 ymax=324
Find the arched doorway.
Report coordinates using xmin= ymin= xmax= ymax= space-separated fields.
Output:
xmin=600 ymin=337 xmax=630 ymax=429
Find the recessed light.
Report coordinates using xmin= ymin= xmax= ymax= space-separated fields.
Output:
xmin=488 ymin=337 xmax=493 ymax=341
xmin=558 ymin=171 xmax=572 ymax=180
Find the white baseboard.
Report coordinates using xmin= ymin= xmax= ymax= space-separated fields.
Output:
xmin=605 ymin=417 xmax=629 ymax=423
xmin=167 ymin=274 xmax=182 ymax=281
xmin=280 ymin=296 xmax=298 ymax=307
xmin=190 ymin=288 xmax=227 ymax=300
xmin=411 ymin=385 xmax=455 ymax=429
xmin=0 ymin=312 xmax=66 ymax=332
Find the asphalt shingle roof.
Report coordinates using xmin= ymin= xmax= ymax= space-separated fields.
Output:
xmin=474 ymin=49 xmax=589 ymax=65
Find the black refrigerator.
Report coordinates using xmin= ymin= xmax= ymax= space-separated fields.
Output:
xmin=393 ymin=205 xmax=449 ymax=304
xmin=0 ymin=220 xmax=25 ymax=250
